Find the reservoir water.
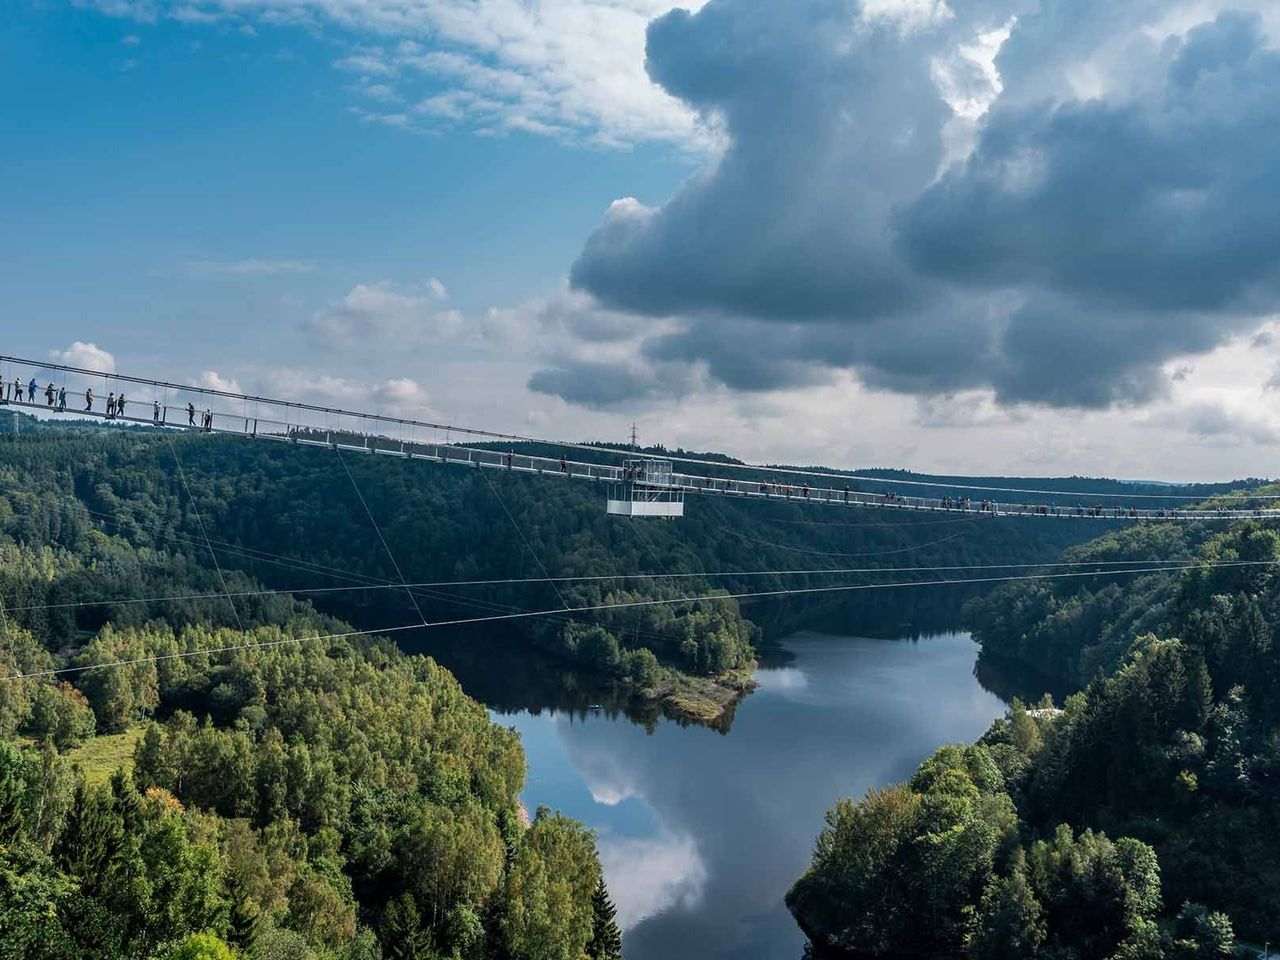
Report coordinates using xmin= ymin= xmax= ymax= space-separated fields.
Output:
xmin=413 ymin=628 xmax=1010 ymax=959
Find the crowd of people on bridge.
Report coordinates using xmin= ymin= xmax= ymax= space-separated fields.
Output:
xmin=0 ymin=366 xmax=228 ymax=434
xmin=1 ymin=377 xmax=67 ymax=411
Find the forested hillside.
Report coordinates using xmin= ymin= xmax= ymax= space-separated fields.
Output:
xmin=0 ymin=421 xmax=624 ymax=959
xmin=0 ymin=415 xmax=1096 ymax=720
xmin=789 ymin=515 xmax=1280 ymax=958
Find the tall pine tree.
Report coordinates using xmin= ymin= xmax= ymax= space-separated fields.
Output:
xmin=586 ymin=876 xmax=623 ymax=960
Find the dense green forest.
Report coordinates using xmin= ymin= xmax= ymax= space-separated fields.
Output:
xmin=0 ymin=420 xmax=626 ymax=959
xmin=8 ymin=413 xmax=1271 ymax=959
xmin=0 ymin=415 xmax=1099 ymax=721
xmin=789 ymin=514 xmax=1280 ymax=958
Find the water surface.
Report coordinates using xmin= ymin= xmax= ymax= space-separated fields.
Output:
xmin=478 ymin=630 xmax=1008 ymax=959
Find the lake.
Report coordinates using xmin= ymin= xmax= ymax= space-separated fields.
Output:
xmin=415 ymin=629 xmax=1012 ymax=959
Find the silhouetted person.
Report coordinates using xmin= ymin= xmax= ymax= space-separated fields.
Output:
xmin=57 ymin=386 xmax=66 ymax=412
xmin=84 ymin=388 xmax=93 ymax=411
xmin=188 ymin=402 xmax=196 ymax=426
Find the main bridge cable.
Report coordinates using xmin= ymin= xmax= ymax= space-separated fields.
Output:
xmin=720 ymin=526 xmax=976 ymax=559
xmin=7 ymin=387 xmax=1276 ymax=519
xmin=1 ymin=556 xmax=1260 ymax=616
xmin=6 ymin=352 xmax=1276 ymax=504
xmin=5 ymin=559 xmax=1277 ymax=683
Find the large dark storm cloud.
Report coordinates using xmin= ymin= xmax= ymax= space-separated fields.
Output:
xmin=541 ymin=0 xmax=1280 ymax=410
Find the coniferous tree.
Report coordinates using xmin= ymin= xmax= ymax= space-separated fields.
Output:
xmin=380 ymin=894 xmax=431 ymax=960
xmin=226 ymin=871 xmax=263 ymax=950
xmin=0 ymin=741 xmax=27 ymax=843
xmin=586 ymin=876 xmax=623 ymax=960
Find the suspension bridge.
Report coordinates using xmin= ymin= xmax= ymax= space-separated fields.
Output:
xmin=1 ymin=353 xmax=1276 ymax=523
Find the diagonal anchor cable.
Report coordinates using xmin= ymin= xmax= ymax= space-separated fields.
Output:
xmin=337 ymin=446 xmax=427 ymax=625
xmin=166 ymin=434 xmax=244 ymax=631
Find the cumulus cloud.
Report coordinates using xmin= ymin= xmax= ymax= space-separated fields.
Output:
xmin=49 ymin=341 xmax=116 ymax=373
xmin=76 ymin=0 xmax=715 ymax=148
xmin=598 ymin=832 xmax=707 ymax=930
xmin=246 ymin=368 xmax=439 ymax=417
xmin=1180 ymin=401 xmax=1280 ymax=446
xmin=199 ymin=370 xmax=243 ymax=393
xmin=304 ymin=280 xmax=455 ymax=345
xmin=556 ymin=0 xmax=1280 ymax=411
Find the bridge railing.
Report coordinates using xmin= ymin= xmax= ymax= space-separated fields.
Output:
xmin=2 ymin=354 xmax=1276 ymax=522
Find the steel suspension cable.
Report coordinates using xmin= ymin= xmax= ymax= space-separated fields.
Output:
xmin=4 ymin=560 xmax=1273 ymax=682
xmin=5 ymin=352 xmax=1274 ymax=503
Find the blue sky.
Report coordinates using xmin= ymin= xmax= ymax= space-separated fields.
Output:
xmin=7 ymin=0 xmax=1280 ymax=481
xmin=2 ymin=2 xmax=691 ymax=357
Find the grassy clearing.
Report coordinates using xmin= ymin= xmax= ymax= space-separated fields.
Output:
xmin=66 ymin=727 xmax=144 ymax=786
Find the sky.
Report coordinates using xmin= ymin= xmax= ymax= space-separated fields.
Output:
xmin=6 ymin=0 xmax=1280 ymax=482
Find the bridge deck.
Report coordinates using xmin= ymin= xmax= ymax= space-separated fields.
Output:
xmin=0 ymin=353 xmax=1274 ymax=523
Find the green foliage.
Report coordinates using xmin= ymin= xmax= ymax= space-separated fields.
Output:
xmin=0 ymin=426 xmax=1080 ymax=691
xmin=379 ymin=895 xmax=430 ymax=960
xmin=168 ymin=931 xmax=240 ymax=960
xmin=25 ymin=682 xmax=97 ymax=749
xmin=500 ymin=808 xmax=602 ymax=960
xmin=0 ymin=430 xmax=619 ymax=960
xmin=803 ymin=509 xmax=1280 ymax=957
xmin=586 ymin=876 xmax=624 ymax=960
xmin=968 ymin=850 xmax=1044 ymax=960
xmin=788 ymin=744 xmax=1017 ymax=958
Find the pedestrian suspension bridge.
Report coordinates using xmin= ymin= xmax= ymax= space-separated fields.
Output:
xmin=2 ymin=353 xmax=1276 ymax=523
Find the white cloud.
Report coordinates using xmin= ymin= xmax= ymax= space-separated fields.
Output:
xmin=356 ymin=82 xmax=399 ymax=102
xmin=305 ymin=280 xmax=468 ymax=346
xmin=199 ymin=370 xmax=243 ymax=393
xmin=598 ymin=832 xmax=707 ymax=930
xmin=76 ymin=0 xmax=717 ymax=149
xmin=374 ymin=377 xmax=429 ymax=407
xmin=49 ymin=341 xmax=116 ymax=374
xmin=250 ymin=368 xmax=438 ymax=418
xmin=186 ymin=258 xmax=316 ymax=276
xmin=333 ymin=52 xmax=393 ymax=76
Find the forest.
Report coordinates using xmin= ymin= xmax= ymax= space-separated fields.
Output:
xmin=0 ymin=414 xmax=1101 ymax=722
xmin=789 ymin=513 xmax=1280 ymax=958
xmin=0 ymin=419 xmax=627 ymax=959
xmin=5 ymin=414 xmax=1268 ymax=959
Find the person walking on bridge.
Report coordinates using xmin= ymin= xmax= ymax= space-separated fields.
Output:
xmin=153 ymin=400 xmax=161 ymax=425
xmin=187 ymin=402 xmax=195 ymax=427
xmin=13 ymin=378 xmax=24 ymax=402
xmin=106 ymin=392 xmax=115 ymax=418
xmin=84 ymin=388 xmax=93 ymax=412
xmin=117 ymin=393 xmax=126 ymax=418
xmin=57 ymin=386 xmax=66 ymax=412
xmin=44 ymin=382 xmax=54 ymax=406
xmin=28 ymin=378 xmax=37 ymax=403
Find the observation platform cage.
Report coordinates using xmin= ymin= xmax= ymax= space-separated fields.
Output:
xmin=606 ymin=458 xmax=685 ymax=518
